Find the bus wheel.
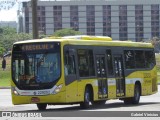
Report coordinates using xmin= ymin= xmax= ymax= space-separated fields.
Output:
xmin=124 ymin=84 xmax=140 ymax=105
xmin=80 ymin=87 xmax=90 ymax=109
xmin=132 ymin=84 xmax=141 ymax=104
xmin=37 ymin=103 xmax=47 ymax=110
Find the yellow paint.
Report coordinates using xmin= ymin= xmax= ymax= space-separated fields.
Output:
xmin=108 ymin=86 xmax=116 ymax=98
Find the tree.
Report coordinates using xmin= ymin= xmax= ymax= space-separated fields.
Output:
xmin=0 ymin=27 xmax=32 ymax=54
xmin=53 ymin=28 xmax=82 ymax=37
xmin=0 ymin=46 xmax=5 ymax=57
xmin=1 ymin=26 xmax=16 ymax=35
xmin=16 ymin=33 xmax=32 ymax=41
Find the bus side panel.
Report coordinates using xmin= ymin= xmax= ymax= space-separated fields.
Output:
xmin=108 ymin=78 xmax=116 ymax=99
xmin=143 ymin=72 xmax=152 ymax=95
xmin=125 ymin=67 xmax=158 ymax=97
xmin=142 ymin=67 xmax=158 ymax=95
xmin=151 ymin=67 xmax=158 ymax=94
xmin=77 ymin=78 xmax=118 ymax=101
xmin=125 ymin=83 xmax=134 ymax=98
xmin=125 ymin=72 xmax=143 ymax=97
xmin=65 ymin=81 xmax=78 ymax=103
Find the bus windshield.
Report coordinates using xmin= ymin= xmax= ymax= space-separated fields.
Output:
xmin=12 ymin=42 xmax=60 ymax=90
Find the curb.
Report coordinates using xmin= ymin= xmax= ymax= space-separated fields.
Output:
xmin=0 ymin=87 xmax=10 ymax=89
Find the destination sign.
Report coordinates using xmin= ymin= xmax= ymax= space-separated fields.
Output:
xmin=21 ymin=44 xmax=54 ymax=51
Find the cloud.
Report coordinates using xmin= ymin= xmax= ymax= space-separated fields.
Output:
xmin=0 ymin=0 xmax=70 ymax=21
xmin=0 ymin=9 xmax=17 ymax=21
xmin=0 ymin=2 xmax=18 ymax=21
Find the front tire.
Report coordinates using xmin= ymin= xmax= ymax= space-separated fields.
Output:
xmin=80 ymin=87 xmax=90 ymax=109
xmin=37 ymin=103 xmax=47 ymax=110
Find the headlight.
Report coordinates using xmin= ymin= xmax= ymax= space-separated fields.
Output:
xmin=52 ymin=84 xmax=63 ymax=94
xmin=11 ymin=87 xmax=19 ymax=95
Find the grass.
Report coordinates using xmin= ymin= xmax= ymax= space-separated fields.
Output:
xmin=0 ymin=55 xmax=160 ymax=87
xmin=0 ymin=57 xmax=11 ymax=87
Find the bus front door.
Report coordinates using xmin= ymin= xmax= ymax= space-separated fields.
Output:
xmin=113 ymin=55 xmax=125 ymax=97
xmin=64 ymin=49 xmax=78 ymax=103
xmin=96 ymin=55 xmax=108 ymax=99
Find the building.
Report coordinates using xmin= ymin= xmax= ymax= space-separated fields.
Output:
xmin=20 ymin=0 xmax=160 ymax=41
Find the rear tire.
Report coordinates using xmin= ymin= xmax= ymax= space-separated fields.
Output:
xmin=37 ymin=103 xmax=47 ymax=110
xmin=132 ymin=84 xmax=140 ymax=104
xmin=123 ymin=84 xmax=140 ymax=104
xmin=80 ymin=87 xmax=90 ymax=109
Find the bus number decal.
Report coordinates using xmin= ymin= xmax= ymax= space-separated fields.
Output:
xmin=37 ymin=91 xmax=50 ymax=95
xmin=144 ymin=73 xmax=151 ymax=78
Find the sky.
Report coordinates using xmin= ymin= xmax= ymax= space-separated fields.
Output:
xmin=0 ymin=1 xmax=17 ymax=21
xmin=0 ymin=0 xmax=69 ymax=22
xmin=0 ymin=0 xmax=29 ymax=22
xmin=0 ymin=0 xmax=109 ymax=22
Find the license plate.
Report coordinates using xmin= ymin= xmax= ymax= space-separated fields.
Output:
xmin=31 ymin=97 xmax=40 ymax=103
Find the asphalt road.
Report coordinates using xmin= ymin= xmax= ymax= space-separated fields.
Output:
xmin=0 ymin=85 xmax=160 ymax=112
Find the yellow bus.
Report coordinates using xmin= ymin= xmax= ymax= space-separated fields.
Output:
xmin=11 ymin=35 xmax=158 ymax=110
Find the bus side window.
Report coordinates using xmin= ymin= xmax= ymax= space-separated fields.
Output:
xmin=77 ymin=49 xmax=95 ymax=77
xmin=124 ymin=50 xmax=135 ymax=69
xmin=106 ymin=50 xmax=114 ymax=76
xmin=135 ymin=50 xmax=145 ymax=68
xmin=145 ymin=51 xmax=155 ymax=68
xmin=64 ymin=53 xmax=76 ymax=76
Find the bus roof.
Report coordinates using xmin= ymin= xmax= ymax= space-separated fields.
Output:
xmin=61 ymin=35 xmax=112 ymax=41
xmin=13 ymin=36 xmax=153 ymax=48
